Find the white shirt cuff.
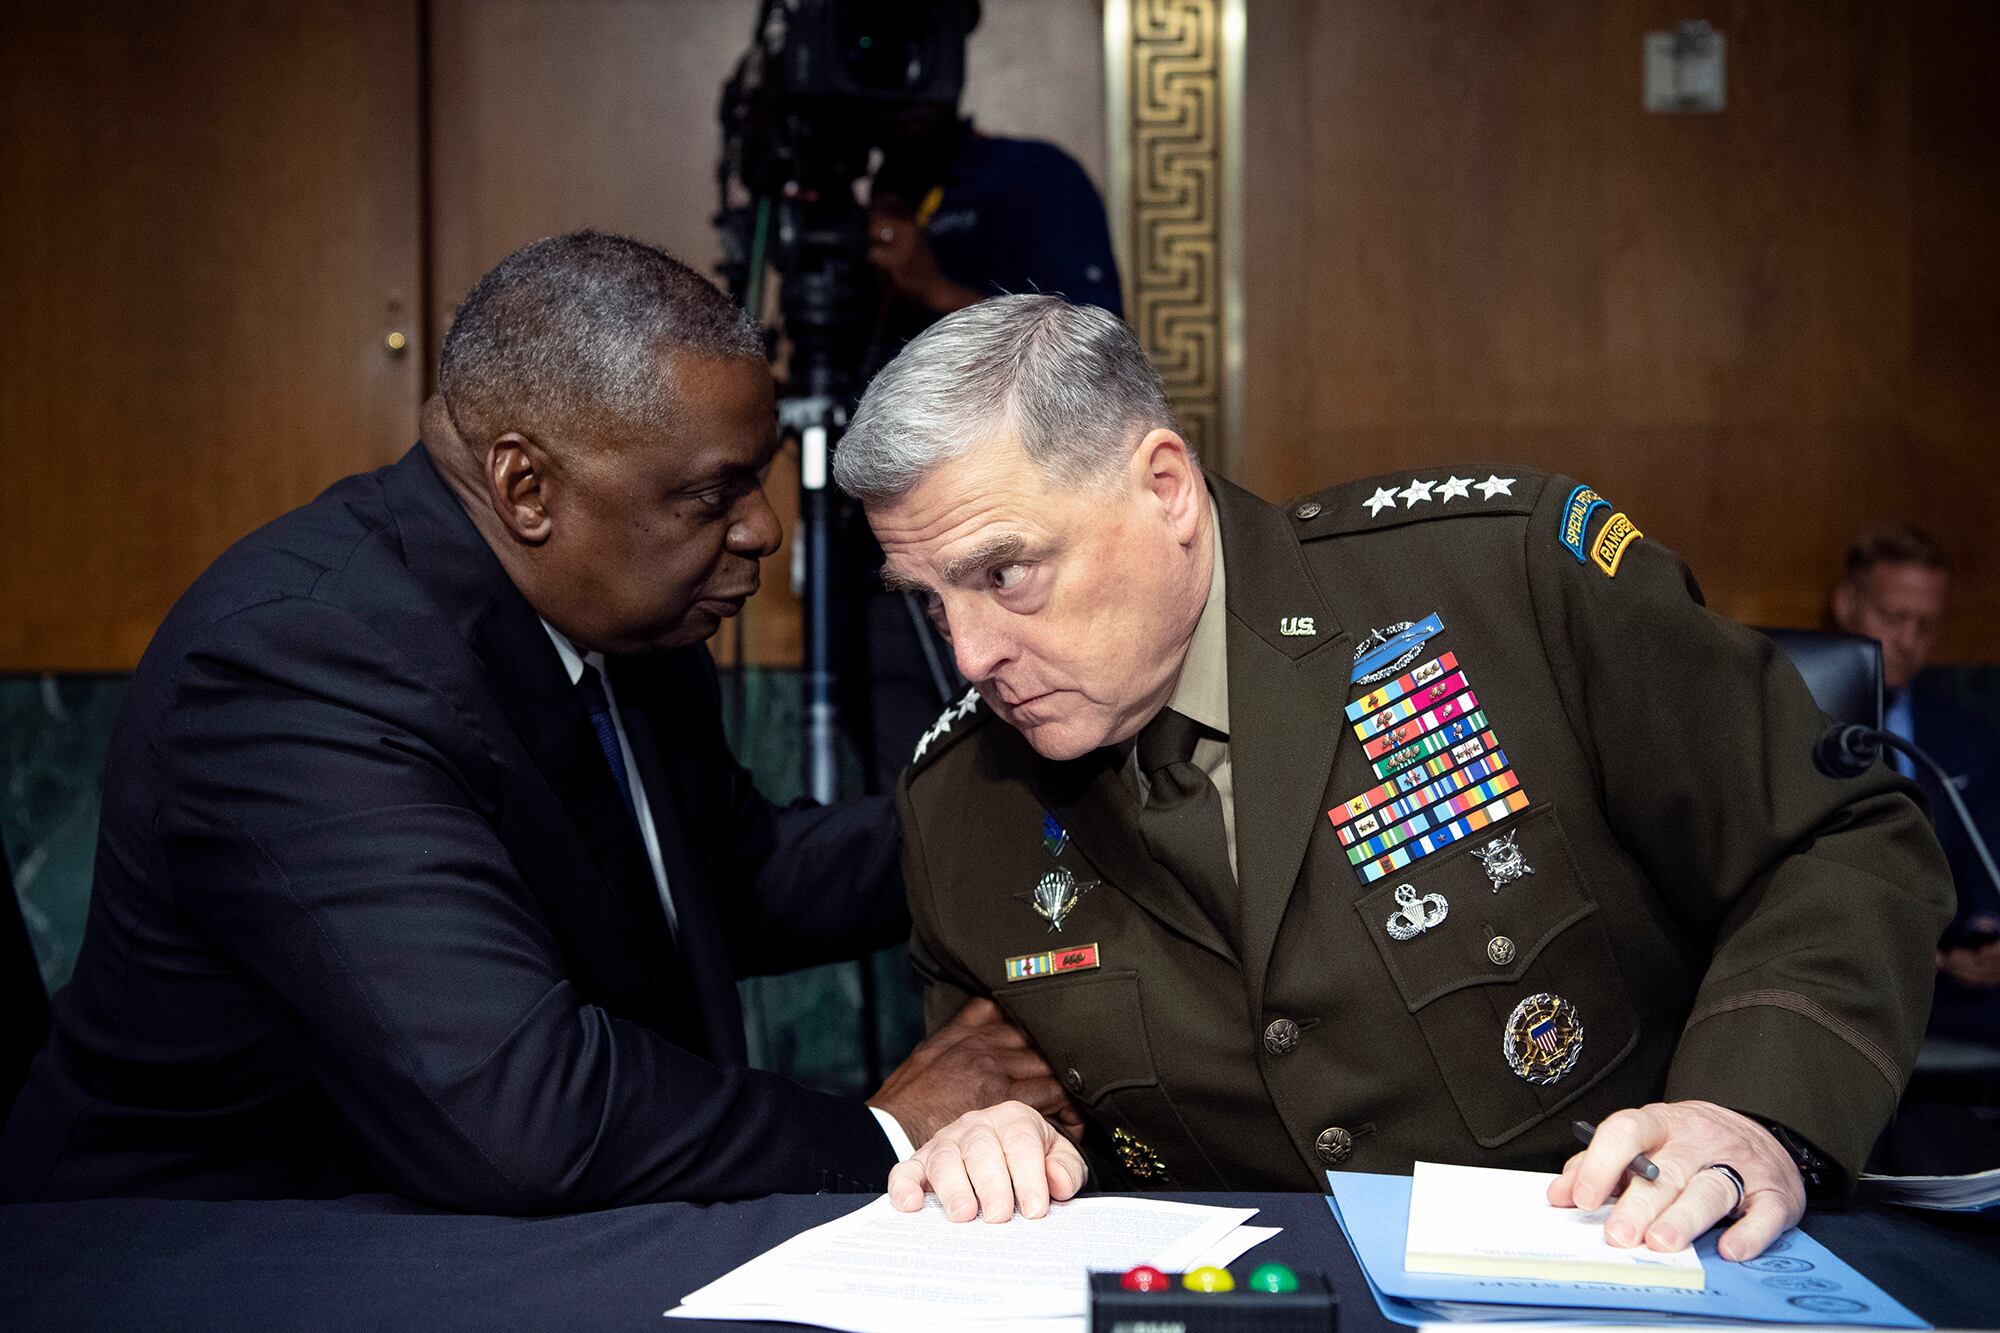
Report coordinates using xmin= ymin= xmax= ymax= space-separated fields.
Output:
xmin=871 ymin=1106 xmax=917 ymax=1161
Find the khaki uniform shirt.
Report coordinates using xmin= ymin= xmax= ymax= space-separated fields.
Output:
xmin=896 ymin=470 xmax=1952 ymax=1191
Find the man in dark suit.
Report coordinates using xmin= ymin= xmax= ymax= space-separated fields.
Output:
xmin=1833 ymin=527 xmax=2000 ymax=1046
xmin=0 ymin=232 xmax=1067 ymax=1211
xmin=831 ymin=296 xmax=1950 ymax=1252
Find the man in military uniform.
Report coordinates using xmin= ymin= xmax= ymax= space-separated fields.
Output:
xmin=832 ymin=296 xmax=1954 ymax=1256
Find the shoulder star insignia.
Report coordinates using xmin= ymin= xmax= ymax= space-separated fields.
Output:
xmin=911 ymin=687 xmax=982 ymax=764
xmin=1399 ymin=479 xmax=1435 ymax=507
xmin=1364 ymin=486 xmax=1399 ymax=517
xmin=1476 ymin=474 xmax=1516 ymax=500
xmin=1437 ymin=475 xmax=1472 ymax=502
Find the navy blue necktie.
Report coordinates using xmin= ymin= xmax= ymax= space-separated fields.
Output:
xmin=577 ymin=663 xmax=639 ymax=824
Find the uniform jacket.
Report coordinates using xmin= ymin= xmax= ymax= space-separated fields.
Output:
xmin=898 ymin=470 xmax=1953 ymax=1191
xmin=0 ymin=446 xmax=904 ymax=1210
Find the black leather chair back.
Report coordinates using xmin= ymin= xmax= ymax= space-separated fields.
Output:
xmin=1757 ymin=627 xmax=1885 ymax=730
xmin=3 ymin=832 xmax=51 ymax=1121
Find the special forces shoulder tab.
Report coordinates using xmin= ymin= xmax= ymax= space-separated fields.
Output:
xmin=909 ymin=687 xmax=987 ymax=772
xmin=1290 ymin=468 xmax=1549 ymax=538
xmin=1554 ymin=480 xmax=1644 ymax=578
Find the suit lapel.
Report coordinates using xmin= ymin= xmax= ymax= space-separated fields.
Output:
xmin=379 ymin=446 xmax=691 ymax=1033
xmin=1209 ymin=480 xmax=1354 ymax=1003
xmin=612 ymin=665 xmax=747 ymax=1065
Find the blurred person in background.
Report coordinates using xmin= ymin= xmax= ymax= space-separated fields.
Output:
xmin=1833 ymin=526 xmax=2000 ymax=1047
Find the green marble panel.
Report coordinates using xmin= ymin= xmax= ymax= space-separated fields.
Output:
xmin=2 ymin=674 xmax=125 ymax=994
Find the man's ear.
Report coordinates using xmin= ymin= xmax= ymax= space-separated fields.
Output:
xmin=1131 ymin=427 xmax=1203 ymax=544
xmin=1830 ymin=581 xmax=1859 ymax=632
xmin=486 ymin=432 xmax=555 ymax=545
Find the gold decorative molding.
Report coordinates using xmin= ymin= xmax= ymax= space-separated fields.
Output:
xmin=1104 ymin=0 xmax=1244 ymax=475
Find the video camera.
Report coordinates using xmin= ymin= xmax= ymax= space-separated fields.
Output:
xmin=716 ymin=0 xmax=977 ymax=399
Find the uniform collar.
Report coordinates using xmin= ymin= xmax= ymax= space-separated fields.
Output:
xmin=1165 ymin=507 xmax=1230 ymax=738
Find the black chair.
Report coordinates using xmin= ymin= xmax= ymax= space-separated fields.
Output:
xmin=1756 ymin=626 xmax=1885 ymax=730
xmin=2 ymin=830 xmax=52 ymax=1122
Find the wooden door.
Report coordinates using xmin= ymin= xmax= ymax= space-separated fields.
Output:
xmin=0 ymin=1 xmax=424 ymax=669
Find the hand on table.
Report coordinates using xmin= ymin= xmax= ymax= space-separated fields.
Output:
xmin=1547 ymin=1100 xmax=1805 ymax=1261
xmin=886 ymin=1099 xmax=1088 ymax=1223
xmin=868 ymin=997 xmax=1083 ymax=1150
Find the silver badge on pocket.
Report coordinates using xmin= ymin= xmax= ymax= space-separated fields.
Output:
xmin=1471 ymin=830 xmax=1534 ymax=892
xmin=1384 ymin=883 xmax=1450 ymax=941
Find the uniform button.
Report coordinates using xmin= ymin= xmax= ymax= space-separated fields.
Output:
xmin=1064 ymin=1067 xmax=1085 ymax=1094
xmin=1294 ymin=501 xmax=1322 ymax=520
xmin=1314 ymin=1126 xmax=1355 ymax=1166
xmin=1263 ymin=1018 xmax=1301 ymax=1056
xmin=1487 ymin=935 xmax=1516 ymax=966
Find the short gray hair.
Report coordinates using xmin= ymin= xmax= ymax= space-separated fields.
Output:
xmin=438 ymin=230 xmax=764 ymax=450
xmin=834 ymin=295 xmax=1175 ymax=501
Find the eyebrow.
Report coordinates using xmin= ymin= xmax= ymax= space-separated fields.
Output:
xmin=881 ymin=533 xmax=1028 ymax=596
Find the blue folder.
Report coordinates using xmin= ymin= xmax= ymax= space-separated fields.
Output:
xmin=1325 ymin=1171 xmax=1927 ymax=1328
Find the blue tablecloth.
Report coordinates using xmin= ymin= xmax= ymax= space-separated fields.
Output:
xmin=3 ymin=1191 xmax=1996 ymax=1331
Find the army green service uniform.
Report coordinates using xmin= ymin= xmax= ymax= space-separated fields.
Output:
xmin=897 ymin=468 xmax=1953 ymax=1192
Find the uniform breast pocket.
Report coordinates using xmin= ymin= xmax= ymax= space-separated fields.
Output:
xmin=1354 ymin=801 xmax=1639 ymax=1148
xmin=1000 ymin=971 xmax=1224 ymax=1188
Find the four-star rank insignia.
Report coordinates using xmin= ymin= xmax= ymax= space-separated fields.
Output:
xmin=1019 ymin=866 xmax=1095 ymax=932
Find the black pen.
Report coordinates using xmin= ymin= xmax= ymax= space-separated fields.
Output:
xmin=1572 ymin=1119 xmax=1660 ymax=1182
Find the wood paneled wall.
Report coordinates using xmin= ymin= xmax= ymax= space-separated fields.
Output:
xmin=1241 ymin=0 xmax=2000 ymax=661
xmin=1 ymin=2 xmax=423 ymax=670
xmin=9 ymin=3 xmax=1995 ymax=668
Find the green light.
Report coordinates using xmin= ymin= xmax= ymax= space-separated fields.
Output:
xmin=1249 ymin=1263 xmax=1300 ymax=1294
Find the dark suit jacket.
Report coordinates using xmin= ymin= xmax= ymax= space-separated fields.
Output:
xmin=899 ymin=473 xmax=1951 ymax=1190
xmin=0 ymin=446 xmax=905 ymax=1210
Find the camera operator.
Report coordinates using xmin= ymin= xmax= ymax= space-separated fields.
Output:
xmin=866 ymin=99 xmax=1122 ymax=345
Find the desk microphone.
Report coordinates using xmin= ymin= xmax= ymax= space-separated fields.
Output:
xmin=1813 ymin=723 xmax=2000 ymax=908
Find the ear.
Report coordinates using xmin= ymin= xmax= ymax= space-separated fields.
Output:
xmin=1830 ymin=581 xmax=1859 ymax=632
xmin=1131 ymin=428 xmax=1204 ymax=545
xmin=484 ymin=432 xmax=555 ymax=545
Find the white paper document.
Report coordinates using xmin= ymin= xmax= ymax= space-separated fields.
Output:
xmin=1405 ymin=1161 xmax=1705 ymax=1290
xmin=666 ymin=1194 xmax=1266 ymax=1333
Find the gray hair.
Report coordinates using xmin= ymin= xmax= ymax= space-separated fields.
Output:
xmin=833 ymin=295 xmax=1175 ymax=501
xmin=438 ymin=230 xmax=764 ymax=450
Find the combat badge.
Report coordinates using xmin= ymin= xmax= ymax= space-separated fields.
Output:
xmin=1351 ymin=612 xmax=1445 ymax=685
xmin=1384 ymin=883 xmax=1450 ymax=941
xmin=1504 ymin=992 xmax=1584 ymax=1085
xmin=1018 ymin=866 xmax=1096 ymax=932
xmin=1041 ymin=811 xmax=1069 ymax=858
xmin=1471 ymin=830 xmax=1535 ymax=891
xmin=1113 ymin=1128 xmax=1168 ymax=1181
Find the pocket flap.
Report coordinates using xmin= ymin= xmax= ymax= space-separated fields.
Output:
xmin=1355 ymin=802 xmax=1596 ymax=1011
xmin=1000 ymin=970 xmax=1159 ymax=1103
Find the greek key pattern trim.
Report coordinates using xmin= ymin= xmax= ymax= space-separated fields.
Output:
xmin=1113 ymin=0 xmax=1224 ymax=463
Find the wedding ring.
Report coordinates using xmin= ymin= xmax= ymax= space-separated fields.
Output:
xmin=1704 ymin=1162 xmax=1747 ymax=1218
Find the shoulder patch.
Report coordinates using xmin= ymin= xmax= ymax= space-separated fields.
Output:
xmin=1552 ymin=480 xmax=1643 ymax=576
xmin=910 ymin=687 xmax=986 ymax=771
xmin=1290 ymin=468 xmax=1549 ymax=538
